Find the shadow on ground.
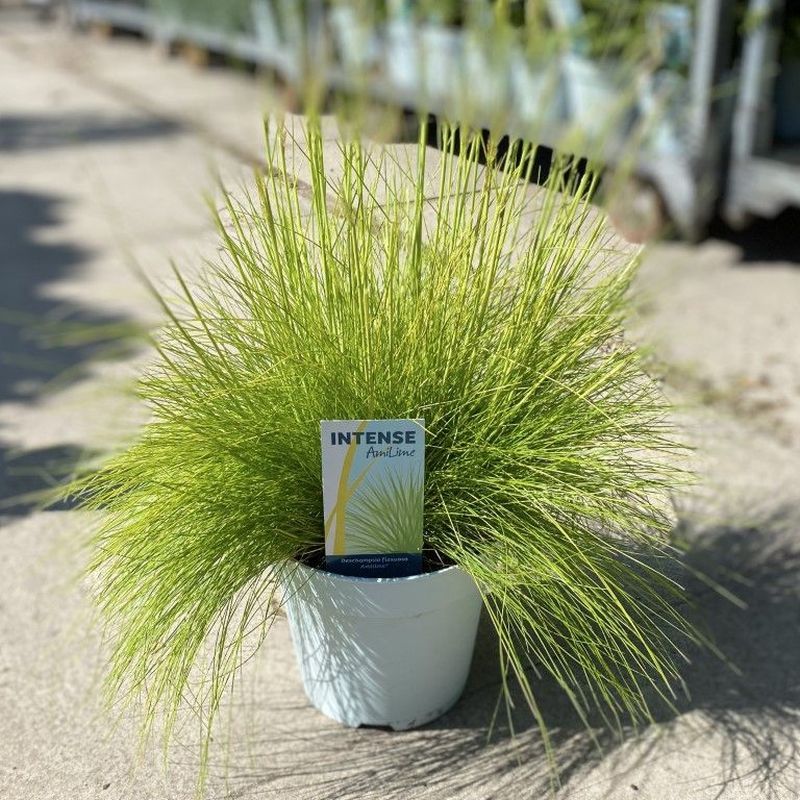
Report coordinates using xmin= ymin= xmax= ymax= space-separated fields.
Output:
xmin=664 ymin=509 xmax=800 ymax=799
xmin=0 ymin=443 xmax=91 ymax=516
xmin=0 ymin=189 xmax=140 ymax=516
xmin=210 ymin=507 xmax=800 ymax=800
xmin=0 ymin=112 xmax=182 ymax=153
xmin=706 ymin=209 xmax=800 ymax=265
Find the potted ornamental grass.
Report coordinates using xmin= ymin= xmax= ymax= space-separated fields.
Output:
xmin=508 ymin=2 xmax=565 ymax=134
xmin=557 ymin=0 xmax=654 ymax=141
xmin=73 ymin=117 xmax=702 ymax=786
xmin=327 ymin=0 xmax=384 ymax=76
xmin=383 ymin=0 xmax=464 ymax=106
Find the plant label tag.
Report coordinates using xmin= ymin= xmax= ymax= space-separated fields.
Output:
xmin=321 ymin=419 xmax=425 ymax=578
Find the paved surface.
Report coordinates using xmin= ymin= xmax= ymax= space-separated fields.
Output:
xmin=2 ymin=11 xmax=800 ymax=800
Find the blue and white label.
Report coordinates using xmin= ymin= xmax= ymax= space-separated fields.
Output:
xmin=321 ymin=419 xmax=425 ymax=578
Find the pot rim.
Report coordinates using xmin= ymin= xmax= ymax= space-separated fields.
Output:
xmin=289 ymin=558 xmax=464 ymax=586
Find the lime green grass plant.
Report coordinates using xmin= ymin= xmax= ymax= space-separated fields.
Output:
xmin=75 ymin=118 xmax=700 ymax=783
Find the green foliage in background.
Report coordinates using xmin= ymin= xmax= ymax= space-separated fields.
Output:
xmin=74 ymin=117 xmax=701 ymax=787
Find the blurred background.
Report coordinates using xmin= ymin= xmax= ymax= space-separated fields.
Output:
xmin=1 ymin=2 xmax=799 ymax=799
xmin=15 ymin=0 xmax=800 ymax=240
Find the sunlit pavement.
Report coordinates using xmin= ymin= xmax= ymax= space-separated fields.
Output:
xmin=1 ymin=10 xmax=799 ymax=800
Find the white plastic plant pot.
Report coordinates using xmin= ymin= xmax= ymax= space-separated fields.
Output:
xmin=252 ymin=0 xmax=294 ymax=78
xmin=419 ymin=24 xmax=462 ymax=111
xmin=272 ymin=0 xmax=306 ymax=83
xmin=252 ymin=0 xmax=281 ymax=51
xmin=460 ymin=34 xmax=511 ymax=125
xmin=637 ymin=70 xmax=687 ymax=157
xmin=283 ymin=561 xmax=483 ymax=730
xmin=562 ymin=53 xmax=631 ymax=141
xmin=328 ymin=6 xmax=379 ymax=74
xmin=385 ymin=18 xmax=419 ymax=98
xmin=509 ymin=49 xmax=564 ymax=133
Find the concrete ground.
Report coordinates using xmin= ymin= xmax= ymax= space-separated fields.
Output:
xmin=1 ymin=9 xmax=800 ymax=800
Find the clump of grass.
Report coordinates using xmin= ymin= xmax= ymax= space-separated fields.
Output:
xmin=74 ymin=118 xmax=699 ymax=786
